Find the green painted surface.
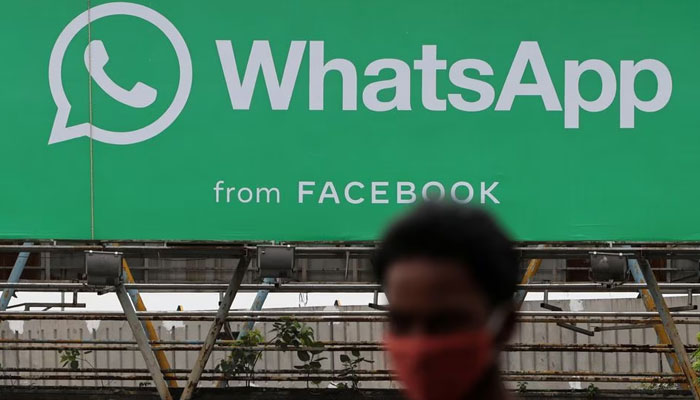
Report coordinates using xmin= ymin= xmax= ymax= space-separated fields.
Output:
xmin=0 ymin=0 xmax=696 ymax=241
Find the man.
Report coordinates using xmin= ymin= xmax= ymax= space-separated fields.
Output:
xmin=374 ymin=202 xmax=519 ymax=400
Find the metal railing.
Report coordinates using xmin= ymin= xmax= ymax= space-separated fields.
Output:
xmin=1 ymin=242 xmax=700 ymax=399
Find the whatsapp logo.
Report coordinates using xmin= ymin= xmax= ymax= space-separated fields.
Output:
xmin=48 ymin=2 xmax=192 ymax=145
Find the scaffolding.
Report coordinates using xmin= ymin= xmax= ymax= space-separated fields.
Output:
xmin=1 ymin=241 xmax=700 ymax=399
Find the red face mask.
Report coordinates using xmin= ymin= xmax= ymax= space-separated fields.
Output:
xmin=384 ymin=313 xmax=505 ymax=400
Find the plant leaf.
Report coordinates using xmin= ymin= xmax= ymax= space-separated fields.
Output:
xmin=297 ymin=351 xmax=310 ymax=362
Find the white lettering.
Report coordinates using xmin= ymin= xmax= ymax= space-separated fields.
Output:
xmin=363 ymin=59 xmax=412 ymax=111
xmin=397 ymin=182 xmax=416 ymax=204
xmin=564 ymin=60 xmax=616 ymax=128
xmin=481 ymin=182 xmax=500 ymax=204
xmin=371 ymin=182 xmax=389 ymax=204
xmin=344 ymin=182 xmax=365 ymax=204
xmin=414 ymin=45 xmax=447 ymax=111
xmin=213 ymin=180 xmax=224 ymax=203
xmin=238 ymin=187 xmax=253 ymax=203
xmin=495 ymin=41 xmax=561 ymax=111
xmin=216 ymin=40 xmax=306 ymax=110
xmin=319 ymin=181 xmax=340 ymax=204
xmin=422 ymin=181 xmax=446 ymax=200
xmin=299 ymin=181 xmax=315 ymax=203
xmin=448 ymin=59 xmax=495 ymax=112
xmin=450 ymin=181 xmax=474 ymax=204
xmin=620 ymin=59 xmax=672 ymax=128
xmin=309 ymin=41 xmax=357 ymax=110
xmin=257 ymin=187 xmax=280 ymax=203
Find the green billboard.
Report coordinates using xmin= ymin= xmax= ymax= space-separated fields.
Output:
xmin=0 ymin=0 xmax=696 ymax=241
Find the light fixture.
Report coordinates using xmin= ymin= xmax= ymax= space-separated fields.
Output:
xmin=589 ymin=251 xmax=628 ymax=282
xmin=85 ymin=251 xmax=124 ymax=286
xmin=257 ymin=245 xmax=295 ymax=279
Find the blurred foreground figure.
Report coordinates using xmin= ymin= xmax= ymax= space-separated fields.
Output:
xmin=375 ymin=203 xmax=519 ymax=400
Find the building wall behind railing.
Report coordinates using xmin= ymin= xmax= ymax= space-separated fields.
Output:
xmin=1 ymin=296 xmax=699 ymax=390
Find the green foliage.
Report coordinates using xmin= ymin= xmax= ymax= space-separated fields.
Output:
xmin=335 ymin=349 xmax=374 ymax=390
xmin=517 ymin=381 xmax=528 ymax=393
xmin=215 ymin=329 xmax=264 ymax=387
xmin=586 ymin=383 xmax=599 ymax=398
xmin=693 ymin=332 xmax=700 ymax=372
xmin=272 ymin=317 xmax=327 ymax=388
xmin=58 ymin=349 xmax=91 ymax=370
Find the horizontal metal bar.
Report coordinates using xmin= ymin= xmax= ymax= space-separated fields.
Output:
xmin=0 ymin=373 xmax=685 ymax=384
xmin=0 ymin=339 xmax=380 ymax=345
xmin=0 ymin=368 xmax=682 ymax=377
xmin=2 ymin=343 xmax=695 ymax=353
xmin=0 ymin=242 xmax=698 ymax=259
xmin=4 ymin=281 xmax=700 ymax=293
xmin=0 ymin=314 xmax=696 ymax=325
xmin=0 ymin=345 xmax=385 ymax=351
xmin=0 ymin=387 xmax=690 ymax=400
xmin=0 ymin=283 xmax=384 ymax=292
xmin=0 ymin=367 xmax=392 ymax=374
xmin=1 ymin=310 xmax=699 ymax=318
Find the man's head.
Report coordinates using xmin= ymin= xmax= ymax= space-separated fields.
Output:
xmin=375 ymin=202 xmax=519 ymax=336
xmin=374 ymin=203 xmax=519 ymax=400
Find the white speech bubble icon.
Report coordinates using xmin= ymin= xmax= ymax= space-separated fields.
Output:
xmin=48 ymin=2 xmax=192 ymax=145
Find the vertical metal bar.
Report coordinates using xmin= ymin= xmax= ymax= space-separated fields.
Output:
xmin=634 ymin=257 xmax=700 ymax=399
xmin=115 ymin=284 xmax=172 ymax=400
xmin=180 ymin=254 xmax=250 ymax=400
xmin=238 ymin=277 xmax=274 ymax=339
xmin=0 ymin=242 xmax=32 ymax=311
xmin=628 ymin=258 xmax=685 ymax=378
xmin=122 ymin=259 xmax=178 ymax=387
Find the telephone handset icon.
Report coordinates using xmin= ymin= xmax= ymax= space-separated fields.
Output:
xmin=84 ymin=40 xmax=157 ymax=108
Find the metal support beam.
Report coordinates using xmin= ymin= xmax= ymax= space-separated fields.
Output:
xmin=0 ymin=242 xmax=32 ymax=311
xmin=238 ymin=277 xmax=274 ymax=339
xmin=122 ymin=259 xmax=177 ymax=387
xmin=217 ymin=276 xmax=274 ymax=388
xmin=514 ymin=258 xmax=543 ymax=309
xmin=115 ymin=284 xmax=173 ymax=400
xmin=628 ymin=259 xmax=685 ymax=381
xmin=633 ymin=257 xmax=700 ymax=399
xmin=180 ymin=253 xmax=250 ymax=400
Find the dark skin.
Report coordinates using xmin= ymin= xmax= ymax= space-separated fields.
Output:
xmin=385 ymin=257 xmax=516 ymax=400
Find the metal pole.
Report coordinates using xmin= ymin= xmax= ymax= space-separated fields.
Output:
xmin=514 ymin=258 xmax=543 ymax=309
xmin=180 ymin=253 xmax=250 ymax=400
xmin=628 ymin=259 xmax=685 ymax=383
xmin=115 ymin=284 xmax=173 ymax=400
xmin=635 ymin=257 xmax=700 ymax=399
xmin=238 ymin=277 xmax=274 ymax=339
xmin=513 ymin=245 xmax=546 ymax=309
xmin=0 ymin=242 xmax=32 ymax=311
xmin=122 ymin=259 xmax=177 ymax=387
